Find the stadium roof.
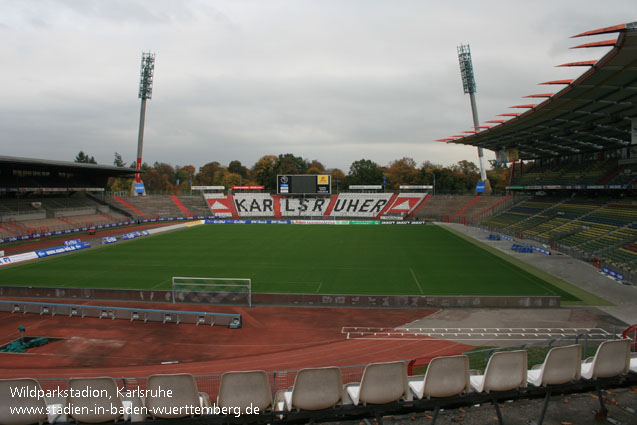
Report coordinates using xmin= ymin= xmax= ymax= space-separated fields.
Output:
xmin=439 ymin=22 xmax=637 ymax=160
xmin=0 ymin=155 xmax=138 ymax=176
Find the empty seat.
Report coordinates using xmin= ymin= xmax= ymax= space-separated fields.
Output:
xmin=66 ymin=377 xmax=122 ymax=424
xmin=344 ymin=361 xmax=408 ymax=406
xmin=527 ymin=344 xmax=581 ymax=387
xmin=630 ymin=353 xmax=637 ymax=373
xmin=145 ymin=373 xmax=209 ymax=419
xmin=526 ymin=345 xmax=581 ymax=425
xmin=217 ymin=371 xmax=272 ymax=415
xmin=470 ymin=350 xmax=527 ymax=393
xmin=408 ymin=355 xmax=470 ymax=400
xmin=580 ymin=339 xmax=631 ymax=380
xmin=470 ymin=350 xmax=527 ymax=425
xmin=275 ymin=367 xmax=342 ymax=411
xmin=407 ymin=355 xmax=469 ymax=425
xmin=0 ymin=378 xmax=48 ymax=425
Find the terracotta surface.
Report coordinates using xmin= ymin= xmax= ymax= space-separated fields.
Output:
xmin=0 ymin=301 xmax=472 ymax=378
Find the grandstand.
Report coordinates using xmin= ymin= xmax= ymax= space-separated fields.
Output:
xmin=446 ymin=21 xmax=637 ymax=283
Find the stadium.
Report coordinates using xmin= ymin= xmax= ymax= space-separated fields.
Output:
xmin=1 ymin=17 xmax=637 ymax=425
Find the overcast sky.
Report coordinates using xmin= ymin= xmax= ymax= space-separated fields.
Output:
xmin=0 ymin=1 xmax=633 ymax=172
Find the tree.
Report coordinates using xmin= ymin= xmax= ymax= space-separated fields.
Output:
xmin=221 ymin=172 xmax=242 ymax=188
xmin=328 ymin=168 xmax=345 ymax=192
xmin=453 ymin=160 xmax=480 ymax=175
xmin=113 ymin=152 xmax=125 ymax=167
xmin=277 ymin=153 xmax=308 ymax=175
xmin=385 ymin=157 xmax=419 ymax=189
xmin=346 ymin=159 xmax=384 ymax=186
xmin=228 ymin=160 xmax=248 ymax=178
xmin=107 ymin=152 xmax=130 ymax=192
xmin=74 ymin=151 xmax=96 ymax=164
xmin=252 ymin=155 xmax=278 ymax=190
xmin=308 ymin=160 xmax=326 ymax=173
xmin=196 ymin=162 xmax=222 ymax=185
xmin=176 ymin=165 xmax=196 ymax=192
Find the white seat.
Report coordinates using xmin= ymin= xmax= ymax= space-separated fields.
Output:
xmin=66 ymin=377 xmax=123 ymax=424
xmin=217 ymin=371 xmax=272 ymax=415
xmin=526 ymin=345 xmax=581 ymax=425
xmin=470 ymin=350 xmax=527 ymax=393
xmin=629 ymin=354 xmax=637 ymax=373
xmin=344 ymin=361 xmax=408 ymax=405
xmin=527 ymin=344 xmax=581 ymax=387
xmin=275 ymin=367 xmax=342 ymax=411
xmin=0 ymin=378 xmax=48 ymax=425
xmin=145 ymin=373 xmax=209 ymax=419
xmin=408 ymin=355 xmax=469 ymax=400
xmin=580 ymin=339 xmax=631 ymax=380
xmin=469 ymin=351 xmax=527 ymax=425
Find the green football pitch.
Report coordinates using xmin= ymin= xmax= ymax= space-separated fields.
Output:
xmin=0 ymin=224 xmax=586 ymax=302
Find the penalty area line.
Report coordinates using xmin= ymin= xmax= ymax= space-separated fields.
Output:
xmin=410 ymin=268 xmax=424 ymax=294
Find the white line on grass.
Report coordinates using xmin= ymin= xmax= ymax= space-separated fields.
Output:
xmin=152 ymin=279 xmax=170 ymax=289
xmin=315 ymin=282 xmax=323 ymax=294
xmin=410 ymin=267 xmax=424 ymax=294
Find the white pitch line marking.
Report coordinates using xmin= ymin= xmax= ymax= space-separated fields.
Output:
xmin=315 ymin=282 xmax=323 ymax=294
xmin=409 ymin=268 xmax=424 ymax=294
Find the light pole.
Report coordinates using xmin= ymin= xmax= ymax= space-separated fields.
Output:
xmin=133 ymin=52 xmax=155 ymax=196
xmin=458 ymin=44 xmax=491 ymax=194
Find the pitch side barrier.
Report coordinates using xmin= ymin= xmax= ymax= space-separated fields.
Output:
xmin=0 ymin=215 xmax=216 ymax=245
xmin=0 ymin=300 xmax=241 ymax=327
xmin=202 ymin=219 xmax=428 ymax=225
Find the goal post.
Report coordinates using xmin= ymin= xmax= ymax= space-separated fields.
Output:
xmin=171 ymin=277 xmax=252 ymax=307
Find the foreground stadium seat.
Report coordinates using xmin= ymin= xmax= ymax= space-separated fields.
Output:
xmin=526 ymin=344 xmax=581 ymax=425
xmin=0 ymin=378 xmax=48 ymax=425
xmin=470 ymin=350 xmax=527 ymax=424
xmin=527 ymin=344 xmax=581 ymax=387
xmin=407 ymin=355 xmax=469 ymax=425
xmin=470 ymin=350 xmax=527 ymax=393
xmin=630 ymin=353 xmax=637 ymax=373
xmin=66 ymin=377 xmax=123 ymax=424
xmin=217 ymin=371 xmax=272 ymax=415
xmin=274 ymin=367 xmax=342 ymax=411
xmin=580 ymin=339 xmax=631 ymax=380
xmin=343 ymin=361 xmax=408 ymax=406
xmin=408 ymin=355 xmax=470 ymax=400
xmin=145 ymin=373 xmax=209 ymax=419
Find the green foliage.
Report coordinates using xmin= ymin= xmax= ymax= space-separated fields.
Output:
xmin=114 ymin=154 xmax=504 ymax=194
xmin=74 ymin=150 xmax=97 ymax=164
xmin=347 ymin=159 xmax=384 ymax=186
xmin=113 ymin=152 xmax=125 ymax=167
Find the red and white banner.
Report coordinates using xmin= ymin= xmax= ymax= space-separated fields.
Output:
xmin=232 ymin=185 xmax=265 ymax=190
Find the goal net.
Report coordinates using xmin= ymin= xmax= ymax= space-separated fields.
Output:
xmin=171 ymin=277 xmax=252 ymax=307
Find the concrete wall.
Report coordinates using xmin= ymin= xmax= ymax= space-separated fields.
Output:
xmin=0 ymin=286 xmax=561 ymax=308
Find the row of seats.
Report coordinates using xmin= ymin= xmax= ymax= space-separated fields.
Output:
xmin=511 ymin=159 xmax=616 ymax=186
xmin=482 ymin=198 xmax=637 ymax=269
xmin=2 ymin=339 xmax=634 ymax=425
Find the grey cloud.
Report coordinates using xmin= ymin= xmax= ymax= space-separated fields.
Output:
xmin=0 ymin=0 xmax=633 ymax=171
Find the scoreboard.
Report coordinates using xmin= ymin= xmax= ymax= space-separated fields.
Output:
xmin=277 ymin=174 xmax=331 ymax=195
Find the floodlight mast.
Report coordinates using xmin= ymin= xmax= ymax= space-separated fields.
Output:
xmin=133 ymin=51 xmax=155 ymax=196
xmin=457 ymin=44 xmax=491 ymax=193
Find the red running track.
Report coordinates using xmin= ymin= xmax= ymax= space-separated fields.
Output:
xmin=0 ymin=302 xmax=473 ymax=379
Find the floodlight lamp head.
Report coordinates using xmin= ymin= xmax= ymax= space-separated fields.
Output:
xmin=138 ymin=52 xmax=155 ymax=100
xmin=457 ymin=44 xmax=476 ymax=94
